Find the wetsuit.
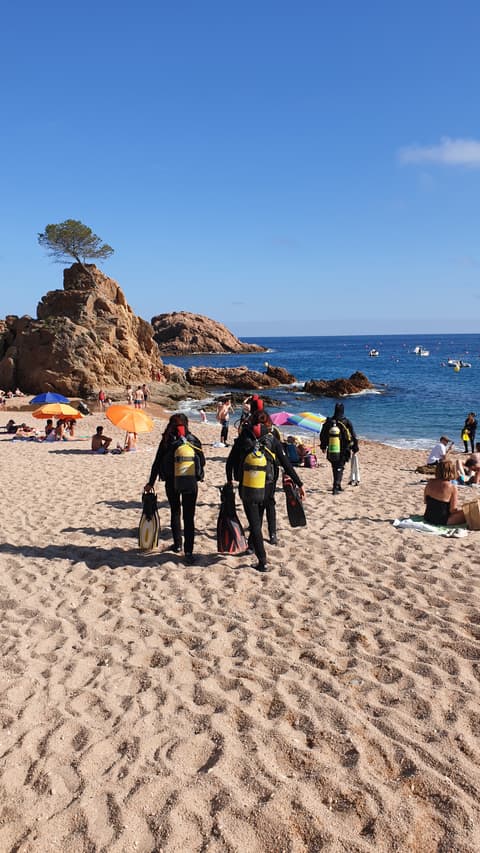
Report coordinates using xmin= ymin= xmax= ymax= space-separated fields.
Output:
xmin=148 ymin=432 xmax=205 ymax=555
xmin=320 ymin=408 xmax=359 ymax=494
xmin=226 ymin=425 xmax=302 ymax=566
xmin=424 ymin=496 xmax=450 ymax=526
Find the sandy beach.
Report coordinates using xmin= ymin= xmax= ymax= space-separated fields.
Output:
xmin=1 ymin=408 xmax=479 ymax=852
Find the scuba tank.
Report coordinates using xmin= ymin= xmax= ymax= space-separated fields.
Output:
xmin=174 ymin=438 xmax=197 ymax=492
xmin=241 ymin=443 xmax=267 ymax=503
xmin=327 ymin=421 xmax=341 ymax=461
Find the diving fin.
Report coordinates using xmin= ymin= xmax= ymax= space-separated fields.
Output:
xmin=138 ymin=491 xmax=161 ymax=551
xmin=217 ymin=483 xmax=248 ymax=554
xmin=282 ymin=474 xmax=306 ymax=528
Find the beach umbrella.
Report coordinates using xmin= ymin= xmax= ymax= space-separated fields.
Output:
xmin=287 ymin=413 xmax=325 ymax=433
xmin=299 ymin=411 xmax=326 ymax=424
xmin=32 ymin=403 xmax=83 ymax=420
xmin=30 ymin=392 xmax=70 ymax=405
xmin=105 ymin=404 xmax=154 ymax=433
xmin=270 ymin=411 xmax=294 ymax=426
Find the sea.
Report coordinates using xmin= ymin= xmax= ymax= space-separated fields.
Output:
xmin=163 ymin=334 xmax=480 ymax=451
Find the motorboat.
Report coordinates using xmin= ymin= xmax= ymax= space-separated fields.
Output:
xmin=413 ymin=346 xmax=430 ymax=356
xmin=368 ymin=349 xmax=379 ymax=357
xmin=448 ymin=359 xmax=471 ymax=369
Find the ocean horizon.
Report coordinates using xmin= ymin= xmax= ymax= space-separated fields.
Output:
xmin=165 ymin=333 xmax=480 ymax=451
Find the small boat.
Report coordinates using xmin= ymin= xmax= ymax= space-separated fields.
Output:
xmin=448 ymin=359 xmax=472 ymax=369
xmin=368 ymin=349 xmax=379 ymax=357
xmin=413 ymin=346 xmax=430 ymax=356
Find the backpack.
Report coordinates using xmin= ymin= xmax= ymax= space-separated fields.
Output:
xmin=173 ymin=437 xmax=204 ymax=492
xmin=304 ymin=452 xmax=318 ymax=468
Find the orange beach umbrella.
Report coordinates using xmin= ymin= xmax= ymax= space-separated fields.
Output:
xmin=105 ymin=404 xmax=154 ymax=433
xmin=33 ymin=403 xmax=83 ymax=420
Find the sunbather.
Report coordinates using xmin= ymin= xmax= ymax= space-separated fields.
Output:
xmin=424 ymin=459 xmax=465 ymax=526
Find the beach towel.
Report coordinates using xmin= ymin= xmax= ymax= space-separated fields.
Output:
xmin=393 ymin=516 xmax=468 ymax=538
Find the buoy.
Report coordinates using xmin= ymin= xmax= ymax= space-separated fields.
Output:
xmin=454 ymin=365 xmax=460 ymax=373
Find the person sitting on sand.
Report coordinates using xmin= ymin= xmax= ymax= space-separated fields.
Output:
xmin=124 ymin=431 xmax=137 ymax=452
xmin=55 ymin=419 xmax=67 ymax=441
xmin=423 ymin=459 xmax=466 ymax=526
xmin=66 ymin=419 xmax=76 ymax=439
xmin=427 ymin=435 xmax=453 ymax=465
xmin=5 ymin=419 xmax=19 ymax=434
xmin=416 ymin=435 xmax=454 ymax=475
xmin=91 ymin=425 xmax=112 ymax=454
xmin=463 ymin=442 xmax=480 ymax=484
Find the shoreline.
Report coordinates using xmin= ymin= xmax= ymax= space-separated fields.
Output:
xmin=2 ymin=395 xmax=468 ymax=455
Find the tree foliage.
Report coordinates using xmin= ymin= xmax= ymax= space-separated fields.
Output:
xmin=38 ymin=219 xmax=114 ymax=266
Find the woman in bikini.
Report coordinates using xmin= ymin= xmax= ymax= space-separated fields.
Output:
xmin=424 ymin=458 xmax=465 ymax=526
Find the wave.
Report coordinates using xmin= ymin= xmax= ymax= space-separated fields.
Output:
xmin=348 ymin=388 xmax=383 ymax=397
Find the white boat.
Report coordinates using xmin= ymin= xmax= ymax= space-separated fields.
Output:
xmin=448 ymin=359 xmax=471 ymax=368
xmin=368 ymin=348 xmax=379 ymax=357
xmin=413 ymin=346 xmax=430 ymax=356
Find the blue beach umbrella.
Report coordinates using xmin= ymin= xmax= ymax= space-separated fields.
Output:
xmin=30 ymin=391 xmax=70 ymax=405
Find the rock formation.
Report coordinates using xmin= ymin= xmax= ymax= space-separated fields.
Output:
xmin=186 ymin=366 xmax=281 ymax=390
xmin=151 ymin=311 xmax=266 ymax=355
xmin=0 ymin=264 xmax=164 ymax=396
xmin=303 ymin=371 xmax=374 ymax=396
xmin=265 ymin=365 xmax=296 ymax=384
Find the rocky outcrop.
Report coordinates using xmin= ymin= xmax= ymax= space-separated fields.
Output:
xmin=266 ymin=365 xmax=296 ymax=384
xmin=0 ymin=264 xmax=164 ymax=396
xmin=186 ymin=367 xmax=281 ymax=390
xmin=151 ymin=311 xmax=266 ymax=355
xmin=303 ymin=371 xmax=374 ymax=397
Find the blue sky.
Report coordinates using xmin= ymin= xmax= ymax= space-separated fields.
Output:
xmin=1 ymin=1 xmax=479 ymax=336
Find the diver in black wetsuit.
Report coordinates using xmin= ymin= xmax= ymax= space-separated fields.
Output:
xmin=320 ymin=403 xmax=359 ymax=494
xmin=226 ymin=410 xmax=305 ymax=572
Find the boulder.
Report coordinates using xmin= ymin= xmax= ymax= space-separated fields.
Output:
xmin=151 ymin=311 xmax=266 ymax=354
xmin=266 ymin=365 xmax=296 ymax=384
xmin=303 ymin=371 xmax=374 ymax=396
xmin=0 ymin=264 xmax=164 ymax=396
xmin=186 ymin=367 xmax=280 ymax=390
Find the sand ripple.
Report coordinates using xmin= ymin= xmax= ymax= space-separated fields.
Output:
xmin=0 ymin=426 xmax=479 ymax=851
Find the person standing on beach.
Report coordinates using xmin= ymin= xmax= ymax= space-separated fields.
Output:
xmin=145 ymin=413 xmax=205 ymax=565
xmin=216 ymin=398 xmax=233 ymax=446
xmin=462 ymin=412 xmax=477 ymax=453
xmin=226 ymin=409 xmax=305 ymax=571
xmin=134 ymin=386 xmax=144 ymax=409
xmin=98 ymin=388 xmax=106 ymax=412
xmin=142 ymin=384 xmax=149 ymax=408
xmin=320 ymin=402 xmax=359 ymax=495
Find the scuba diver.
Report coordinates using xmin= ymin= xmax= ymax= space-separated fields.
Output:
xmin=226 ymin=409 xmax=305 ymax=572
xmin=145 ymin=413 xmax=205 ymax=565
xmin=320 ymin=402 xmax=359 ymax=495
